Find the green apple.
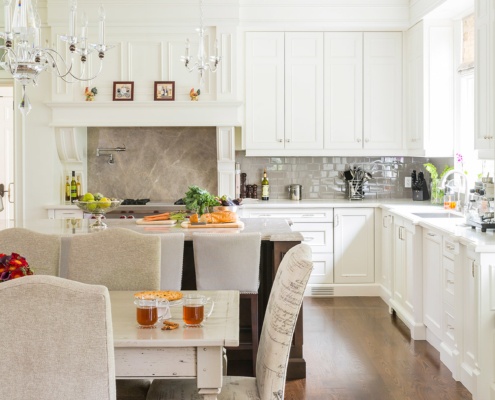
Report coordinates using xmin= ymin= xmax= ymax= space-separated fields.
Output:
xmin=93 ymin=192 xmax=104 ymax=201
xmin=86 ymin=201 xmax=98 ymax=211
xmin=82 ymin=192 xmax=94 ymax=202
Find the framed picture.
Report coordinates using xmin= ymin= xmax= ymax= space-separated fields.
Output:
xmin=113 ymin=81 xmax=134 ymax=101
xmin=154 ymin=81 xmax=175 ymax=101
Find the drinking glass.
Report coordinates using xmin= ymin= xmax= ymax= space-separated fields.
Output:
xmin=182 ymin=294 xmax=214 ymax=327
xmin=134 ymin=296 xmax=170 ymax=329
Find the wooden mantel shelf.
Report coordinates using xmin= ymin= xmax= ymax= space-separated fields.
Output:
xmin=46 ymin=101 xmax=244 ymax=127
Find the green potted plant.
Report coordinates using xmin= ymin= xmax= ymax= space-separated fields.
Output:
xmin=424 ymin=163 xmax=453 ymax=205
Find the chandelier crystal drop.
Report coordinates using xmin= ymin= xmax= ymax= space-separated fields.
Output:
xmin=0 ymin=0 xmax=113 ymax=115
xmin=181 ymin=0 xmax=221 ymax=86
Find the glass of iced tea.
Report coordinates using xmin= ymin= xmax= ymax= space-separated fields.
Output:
xmin=183 ymin=294 xmax=214 ymax=327
xmin=134 ymin=296 xmax=169 ymax=329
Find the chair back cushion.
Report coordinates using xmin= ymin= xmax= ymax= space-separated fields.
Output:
xmin=0 ymin=275 xmax=116 ymax=400
xmin=193 ymin=232 xmax=261 ymax=292
xmin=67 ymin=228 xmax=161 ymax=291
xmin=0 ymin=227 xmax=61 ymax=276
xmin=255 ymin=243 xmax=313 ymax=399
xmin=159 ymin=233 xmax=185 ymax=290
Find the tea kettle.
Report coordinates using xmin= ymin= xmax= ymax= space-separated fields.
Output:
xmin=288 ymin=184 xmax=302 ymax=201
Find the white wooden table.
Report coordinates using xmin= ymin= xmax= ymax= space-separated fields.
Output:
xmin=110 ymin=290 xmax=240 ymax=400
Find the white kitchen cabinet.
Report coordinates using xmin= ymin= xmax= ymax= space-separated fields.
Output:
xmin=246 ymin=31 xmax=403 ymax=156
xmin=333 ymin=208 xmax=374 ymax=284
xmin=245 ymin=32 xmax=323 ymax=152
xmin=379 ymin=209 xmax=394 ymax=302
xmin=390 ymin=214 xmax=425 ymax=340
xmin=323 ymin=32 xmax=363 ymax=150
xmin=474 ymin=0 xmax=495 ymax=157
xmin=404 ymin=20 xmax=454 ymax=156
xmin=422 ymin=228 xmax=443 ymax=347
xmin=460 ymin=247 xmax=480 ymax=396
xmin=245 ymin=32 xmax=285 ymax=151
xmin=363 ymin=32 xmax=403 ymax=151
xmin=239 ymin=207 xmax=334 ymax=286
xmin=285 ymin=33 xmax=324 ymax=150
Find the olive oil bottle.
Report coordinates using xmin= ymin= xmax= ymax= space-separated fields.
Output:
xmin=261 ymin=168 xmax=269 ymax=201
xmin=70 ymin=171 xmax=77 ymax=203
xmin=65 ymin=176 xmax=71 ymax=202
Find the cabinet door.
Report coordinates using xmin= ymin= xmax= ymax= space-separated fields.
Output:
xmin=422 ymin=230 xmax=443 ymax=342
xmin=380 ymin=211 xmax=394 ymax=298
xmin=334 ymin=208 xmax=374 ymax=284
xmin=363 ymin=32 xmax=403 ymax=150
xmin=393 ymin=218 xmax=406 ymax=305
xmin=474 ymin=0 xmax=495 ymax=151
xmin=245 ymin=32 xmax=285 ymax=150
xmin=460 ymin=249 xmax=479 ymax=395
xmin=323 ymin=32 xmax=363 ymax=150
xmin=285 ymin=33 xmax=324 ymax=150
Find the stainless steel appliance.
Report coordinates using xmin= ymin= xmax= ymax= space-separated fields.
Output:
xmin=102 ymin=199 xmax=186 ymax=219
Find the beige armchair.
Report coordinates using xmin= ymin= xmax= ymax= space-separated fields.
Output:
xmin=0 ymin=227 xmax=61 ymax=276
xmin=146 ymin=243 xmax=313 ymax=400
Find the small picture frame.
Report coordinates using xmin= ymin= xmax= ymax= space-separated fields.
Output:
xmin=113 ymin=81 xmax=134 ymax=101
xmin=154 ymin=81 xmax=175 ymax=101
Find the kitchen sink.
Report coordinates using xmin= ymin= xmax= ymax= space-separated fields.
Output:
xmin=411 ymin=212 xmax=463 ymax=219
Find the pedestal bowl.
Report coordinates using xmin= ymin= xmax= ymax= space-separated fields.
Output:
xmin=73 ymin=199 xmax=123 ymax=230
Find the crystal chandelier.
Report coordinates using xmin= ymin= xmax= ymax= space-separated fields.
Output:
xmin=0 ymin=0 xmax=113 ymax=115
xmin=181 ymin=0 xmax=221 ymax=86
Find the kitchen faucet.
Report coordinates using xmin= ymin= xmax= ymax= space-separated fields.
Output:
xmin=439 ymin=169 xmax=469 ymax=214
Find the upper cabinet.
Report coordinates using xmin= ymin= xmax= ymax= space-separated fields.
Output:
xmin=245 ymin=31 xmax=403 ymax=156
xmin=474 ymin=0 xmax=495 ymax=157
xmin=404 ymin=20 xmax=454 ymax=157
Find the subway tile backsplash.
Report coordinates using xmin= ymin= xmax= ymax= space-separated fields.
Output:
xmin=236 ymin=152 xmax=452 ymax=200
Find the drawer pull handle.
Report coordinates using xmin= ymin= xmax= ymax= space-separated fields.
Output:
xmin=304 ymin=237 xmax=315 ymax=242
xmin=258 ymin=214 xmax=272 ymax=217
xmin=446 ymin=244 xmax=455 ymax=250
xmin=302 ymin=214 xmax=316 ymax=217
xmin=447 ymin=324 xmax=455 ymax=330
xmin=447 ymin=279 xmax=455 ymax=284
xmin=427 ymin=232 xmax=436 ymax=237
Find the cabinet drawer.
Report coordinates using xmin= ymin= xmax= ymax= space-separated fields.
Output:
xmin=308 ymin=252 xmax=334 ymax=284
xmin=291 ymin=222 xmax=333 ymax=252
xmin=242 ymin=208 xmax=332 ymax=222
xmin=442 ymin=256 xmax=455 ymax=307
xmin=53 ymin=209 xmax=84 ymax=219
xmin=443 ymin=237 xmax=459 ymax=258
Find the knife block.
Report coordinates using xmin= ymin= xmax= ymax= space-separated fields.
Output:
xmin=412 ymin=181 xmax=430 ymax=201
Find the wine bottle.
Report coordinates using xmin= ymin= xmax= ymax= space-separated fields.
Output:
xmin=65 ymin=176 xmax=71 ymax=202
xmin=261 ymin=168 xmax=269 ymax=201
xmin=76 ymin=176 xmax=82 ymax=199
xmin=70 ymin=171 xmax=77 ymax=203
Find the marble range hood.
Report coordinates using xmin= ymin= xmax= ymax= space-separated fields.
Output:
xmin=50 ymin=101 xmax=242 ymax=198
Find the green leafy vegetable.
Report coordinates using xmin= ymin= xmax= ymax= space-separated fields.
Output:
xmin=183 ymin=186 xmax=220 ymax=215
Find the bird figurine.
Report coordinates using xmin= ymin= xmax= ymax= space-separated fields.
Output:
xmin=189 ymin=88 xmax=200 ymax=101
xmin=84 ymin=87 xmax=98 ymax=101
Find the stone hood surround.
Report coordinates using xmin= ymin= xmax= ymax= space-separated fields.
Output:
xmin=46 ymin=101 xmax=243 ymax=127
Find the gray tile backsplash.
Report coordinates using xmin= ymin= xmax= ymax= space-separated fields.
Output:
xmin=235 ymin=152 xmax=453 ymax=200
xmin=87 ymin=127 xmax=218 ymax=201
xmin=85 ymin=125 xmax=452 ymax=202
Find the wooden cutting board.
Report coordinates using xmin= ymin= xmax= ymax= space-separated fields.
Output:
xmin=181 ymin=221 xmax=245 ymax=229
xmin=136 ymin=219 xmax=177 ymax=226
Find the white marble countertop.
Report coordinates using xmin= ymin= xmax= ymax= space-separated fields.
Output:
xmin=7 ymin=217 xmax=304 ymax=242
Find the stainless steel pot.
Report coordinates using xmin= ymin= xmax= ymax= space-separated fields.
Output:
xmin=288 ymin=184 xmax=302 ymax=201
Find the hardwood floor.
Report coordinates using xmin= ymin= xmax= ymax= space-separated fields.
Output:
xmin=284 ymin=297 xmax=472 ymax=400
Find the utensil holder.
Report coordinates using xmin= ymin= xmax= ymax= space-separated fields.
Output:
xmin=345 ymin=179 xmax=364 ymax=200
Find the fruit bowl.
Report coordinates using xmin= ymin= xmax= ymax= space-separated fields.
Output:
xmin=74 ymin=199 xmax=122 ymax=229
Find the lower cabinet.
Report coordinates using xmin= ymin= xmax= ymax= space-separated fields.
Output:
xmin=333 ymin=207 xmax=374 ymax=283
xmin=47 ymin=208 xmax=84 ymax=219
xmin=389 ymin=214 xmax=425 ymax=340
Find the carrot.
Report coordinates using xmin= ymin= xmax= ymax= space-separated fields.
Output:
xmin=143 ymin=212 xmax=170 ymax=221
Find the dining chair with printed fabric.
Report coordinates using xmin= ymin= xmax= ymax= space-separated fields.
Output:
xmin=0 ymin=227 xmax=61 ymax=276
xmin=0 ymin=275 xmax=118 ymax=400
xmin=146 ymin=243 xmax=313 ymax=400
xmin=192 ymin=232 xmax=261 ymax=375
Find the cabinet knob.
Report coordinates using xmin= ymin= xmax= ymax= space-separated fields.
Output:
xmin=356 ymin=138 xmax=361 ymax=143
xmin=277 ymin=139 xmax=283 ymax=143
xmin=285 ymin=139 xmax=291 ymax=143
xmin=365 ymin=138 xmax=369 ymax=143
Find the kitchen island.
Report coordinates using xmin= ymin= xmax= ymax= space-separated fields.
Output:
xmin=4 ymin=217 xmax=306 ymax=378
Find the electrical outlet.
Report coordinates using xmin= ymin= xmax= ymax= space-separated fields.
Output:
xmin=405 ymin=177 xmax=412 ymax=188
